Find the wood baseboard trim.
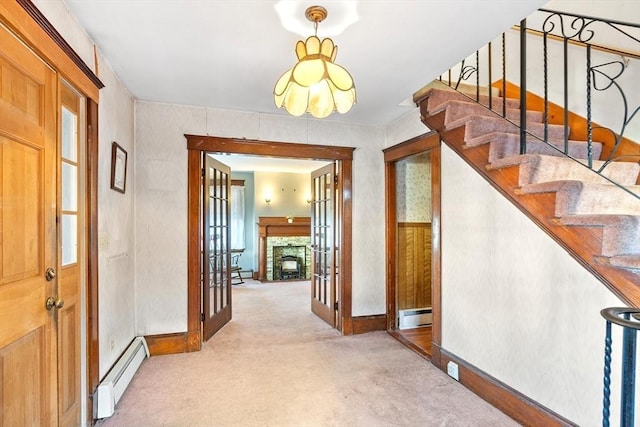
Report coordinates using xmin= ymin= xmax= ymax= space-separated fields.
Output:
xmin=438 ymin=348 xmax=575 ymax=426
xmin=351 ymin=314 xmax=386 ymax=334
xmin=144 ymin=332 xmax=188 ymax=356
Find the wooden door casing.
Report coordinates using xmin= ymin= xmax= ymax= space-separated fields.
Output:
xmin=186 ymin=136 xmax=354 ymax=344
xmin=0 ymin=22 xmax=58 ymax=426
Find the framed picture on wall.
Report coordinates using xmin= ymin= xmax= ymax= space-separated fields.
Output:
xmin=110 ymin=141 xmax=127 ymax=193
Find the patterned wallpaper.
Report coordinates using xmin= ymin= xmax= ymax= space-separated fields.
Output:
xmin=395 ymin=151 xmax=432 ymax=222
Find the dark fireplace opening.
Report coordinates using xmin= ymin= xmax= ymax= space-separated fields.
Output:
xmin=272 ymin=244 xmax=308 ymax=281
xmin=279 ymin=255 xmax=301 ymax=280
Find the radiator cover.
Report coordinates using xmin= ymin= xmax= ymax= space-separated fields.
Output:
xmin=95 ymin=336 xmax=149 ymax=419
xmin=398 ymin=307 xmax=432 ymax=329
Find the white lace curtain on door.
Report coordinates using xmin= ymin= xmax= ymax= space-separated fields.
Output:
xmin=230 ymin=185 xmax=245 ymax=250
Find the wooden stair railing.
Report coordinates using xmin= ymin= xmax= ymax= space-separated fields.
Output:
xmin=414 ymin=81 xmax=640 ymax=307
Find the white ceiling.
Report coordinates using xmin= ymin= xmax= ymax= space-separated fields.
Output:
xmin=62 ymin=0 xmax=549 ymax=127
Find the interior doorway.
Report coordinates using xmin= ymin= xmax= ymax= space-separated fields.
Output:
xmin=186 ymin=135 xmax=355 ymax=350
xmin=384 ymin=132 xmax=442 ymax=359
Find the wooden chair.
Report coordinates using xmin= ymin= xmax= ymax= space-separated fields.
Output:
xmin=230 ymin=252 xmax=244 ymax=285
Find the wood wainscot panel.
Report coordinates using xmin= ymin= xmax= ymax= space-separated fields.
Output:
xmin=396 ymin=223 xmax=432 ymax=310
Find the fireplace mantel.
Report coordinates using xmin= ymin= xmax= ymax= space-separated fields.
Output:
xmin=257 ymin=217 xmax=310 ymax=280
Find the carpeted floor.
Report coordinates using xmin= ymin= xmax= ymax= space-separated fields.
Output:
xmin=97 ymin=280 xmax=519 ymax=427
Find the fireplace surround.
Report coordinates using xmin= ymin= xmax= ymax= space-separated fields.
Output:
xmin=257 ymin=217 xmax=311 ymax=281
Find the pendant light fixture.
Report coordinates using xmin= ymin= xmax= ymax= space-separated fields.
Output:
xmin=274 ymin=5 xmax=356 ymax=119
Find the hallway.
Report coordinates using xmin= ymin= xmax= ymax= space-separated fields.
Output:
xmin=98 ymin=280 xmax=518 ymax=426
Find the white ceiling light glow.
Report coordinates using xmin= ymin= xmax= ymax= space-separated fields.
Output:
xmin=274 ymin=0 xmax=359 ymax=37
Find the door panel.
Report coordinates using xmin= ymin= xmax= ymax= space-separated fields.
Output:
xmin=202 ymin=155 xmax=232 ymax=341
xmin=311 ymin=163 xmax=336 ymax=327
xmin=0 ymin=22 xmax=57 ymax=426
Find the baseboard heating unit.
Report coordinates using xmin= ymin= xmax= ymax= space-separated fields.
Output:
xmin=398 ymin=307 xmax=432 ymax=330
xmin=95 ymin=336 xmax=149 ymax=419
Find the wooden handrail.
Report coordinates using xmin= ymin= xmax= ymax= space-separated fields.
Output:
xmin=513 ymin=25 xmax=640 ymax=61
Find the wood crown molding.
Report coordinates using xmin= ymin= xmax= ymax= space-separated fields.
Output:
xmin=0 ymin=0 xmax=104 ymax=100
xmin=185 ymin=134 xmax=355 ymax=161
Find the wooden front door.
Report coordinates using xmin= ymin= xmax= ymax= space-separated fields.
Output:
xmin=0 ymin=23 xmax=58 ymax=425
xmin=310 ymin=163 xmax=336 ymax=327
xmin=202 ymin=155 xmax=232 ymax=341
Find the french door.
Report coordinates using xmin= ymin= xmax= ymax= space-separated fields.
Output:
xmin=202 ymin=155 xmax=232 ymax=341
xmin=310 ymin=163 xmax=337 ymax=327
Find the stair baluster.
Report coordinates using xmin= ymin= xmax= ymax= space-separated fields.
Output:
xmin=601 ymin=307 xmax=639 ymax=427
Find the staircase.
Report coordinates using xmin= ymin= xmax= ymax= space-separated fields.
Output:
xmin=414 ymin=82 xmax=640 ymax=306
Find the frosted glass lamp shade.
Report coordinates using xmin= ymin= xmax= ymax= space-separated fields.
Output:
xmin=274 ymin=36 xmax=356 ymax=118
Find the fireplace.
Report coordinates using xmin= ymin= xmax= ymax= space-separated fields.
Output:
xmin=273 ymin=245 xmax=307 ymax=280
xmin=257 ymin=217 xmax=310 ymax=281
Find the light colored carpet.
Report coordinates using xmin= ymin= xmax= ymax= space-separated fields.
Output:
xmin=97 ymin=280 xmax=520 ymax=427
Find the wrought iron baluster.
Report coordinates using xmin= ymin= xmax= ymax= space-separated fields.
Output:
xmin=543 ymin=32 xmax=549 ymax=143
xmin=621 ymin=312 xmax=637 ymax=427
xmin=563 ymin=37 xmax=569 ymax=155
xmin=488 ymin=42 xmax=493 ymax=111
xmin=502 ymin=32 xmax=506 ymax=117
xmin=603 ymin=320 xmax=612 ymax=427
xmin=601 ymin=308 xmax=640 ymax=427
xmin=586 ymin=44 xmax=593 ymax=169
xmin=519 ymin=19 xmax=527 ymax=155
xmin=476 ymin=50 xmax=480 ymax=102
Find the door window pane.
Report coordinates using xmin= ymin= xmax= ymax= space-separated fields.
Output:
xmin=61 ymin=162 xmax=77 ymax=211
xmin=61 ymin=214 xmax=77 ymax=266
xmin=61 ymin=107 xmax=77 ymax=161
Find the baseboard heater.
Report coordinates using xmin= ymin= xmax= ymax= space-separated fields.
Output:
xmin=398 ymin=307 xmax=432 ymax=330
xmin=95 ymin=336 xmax=149 ymax=419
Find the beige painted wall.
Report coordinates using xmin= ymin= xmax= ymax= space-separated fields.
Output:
xmin=134 ymin=102 xmax=387 ymax=335
xmin=253 ymin=171 xmax=313 ymax=219
xmin=385 ymin=105 xmax=636 ymax=425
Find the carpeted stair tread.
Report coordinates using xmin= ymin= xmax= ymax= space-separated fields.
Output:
xmin=465 ymin=116 xmax=566 ymax=146
xmin=419 ymin=81 xmax=640 ymax=280
xmin=560 ymin=214 xmax=640 ymax=257
xmin=486 ymin=132 xmax=603 ymax=163
xmin=519 ymin=181 xmax=640 ymax=216
xmin=602 ymin=255 xmax=640 ymax=271
xmin=489 ymin=154 xmax=640 ymax=187
xmin=423 ymin=87 xmax=520 ymax=116
xmin=442 ymin=100 xmax=543 ymax=131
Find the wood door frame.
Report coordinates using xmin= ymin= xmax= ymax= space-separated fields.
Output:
xmin=186 ymin=135 xmax=355 ymax=350
xmin=0 ymin=3 xmax=104 ymax=424
xmin=383 ymin=132 xmax=442 ymax=360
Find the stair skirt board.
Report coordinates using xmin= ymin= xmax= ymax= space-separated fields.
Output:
xmin=95 ymin=336 xmax=150 ymax=419
xmin=398 ymin=307 xmax=433 ymax=330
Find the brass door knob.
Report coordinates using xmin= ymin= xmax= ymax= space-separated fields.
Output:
xmin=45 ymin=297 xmax=64 ymax=311
xmin=45 ymin=267 xmax=56 ymax=281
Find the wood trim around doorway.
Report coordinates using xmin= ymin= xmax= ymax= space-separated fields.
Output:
xmin=383 ymin=132 xmax=442 ymax=352
xmin=185 ymin=135 xmax=355 ymax=345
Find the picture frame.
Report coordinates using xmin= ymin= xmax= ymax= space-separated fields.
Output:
xmin=110 ymin=141 xmax=127 ymax=193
